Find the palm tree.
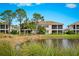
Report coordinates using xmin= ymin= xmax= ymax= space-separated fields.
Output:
xmin=32 ymin=13 xmax=44 ymax=34
xmin=0 ymin=10 xmax=16 ymax=34
xmin=16 ymin=8 xmax=27 ymax=35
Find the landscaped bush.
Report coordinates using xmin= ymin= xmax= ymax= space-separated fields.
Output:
xmin=65 ymin=30 xmax=75 ymax=34
xmin=10 ymin=30 xmax=18 ymax=34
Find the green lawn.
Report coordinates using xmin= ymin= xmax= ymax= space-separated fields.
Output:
xmin=44 ymin=34 xmax=79 ymax=39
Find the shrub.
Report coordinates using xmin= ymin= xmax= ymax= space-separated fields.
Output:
xmin=65 ymin=30 xmax=75 ymax=34
xmin=11 ymin=30 xmax=18 ymax=34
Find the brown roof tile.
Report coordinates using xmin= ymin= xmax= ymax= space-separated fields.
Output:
xmin=38 ymin=21 xmax=63 ymax=25
xmin=0 ymin=22 xmax=8 ymax=25
xmin=68 ymin=21 xmax=79 ymax=26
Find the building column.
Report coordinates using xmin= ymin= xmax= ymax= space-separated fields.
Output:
xmin=57 ymin=25 xmax=58 ymax=34
xmin=5 ymin=24 xmax=6 ymax=34
xmin=62 ymin=25 xmax=64 ymax=34
xmin=49 ymin=30 xmax=52 ymax=34
xmin=62 ymin=29 xmax=64 ymax=34
xmin=75 ymin=25 xmax=77 ymax=34
xmin=24 ymin=29 xmax=26 ymax=35
xmin=48 ymin=25 xmax=52 ymax=34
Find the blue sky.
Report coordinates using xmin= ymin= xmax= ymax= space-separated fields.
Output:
xmin=0 ymin=3 xmax=79 ymax=28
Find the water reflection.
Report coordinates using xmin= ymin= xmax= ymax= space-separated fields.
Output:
xmin=62 ymin=39 xmax=72 ymax=48
xmin=20 ymin=38 xmax=79 ymax=49
xmin=33 ymin=39 xmax=79 ymax=48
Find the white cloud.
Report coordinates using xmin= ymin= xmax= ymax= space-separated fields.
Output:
xmin=36 ymin=3 xmax=41 ymax=5
xmin=66 ymin=4 xmax=77 ymax=8
xmin=16 ymin=3 xmax=32 ymax=7
xmin=15 ymin=3 xmax=41 ymax=7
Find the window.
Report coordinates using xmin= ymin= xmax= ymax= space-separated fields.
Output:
xmin=77 ymin=25 xmax=79 ymax=29
xmin=58 ymin=25 xmax=62 ymax=29
xmin=52 ymin=25 xmax=57 ymax=29
xmin=1 ymin=25 xmax=5 ymax=29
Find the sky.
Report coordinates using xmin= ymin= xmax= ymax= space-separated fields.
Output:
xmin=0 ymin=3 xmax=79 ymax=28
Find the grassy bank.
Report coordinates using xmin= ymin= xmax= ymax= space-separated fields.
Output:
xmin=44 ymin=34 xmax=79 ymax=39
xmin=0 ymin=33 xmax=79 ymax=40
xmin=0 ymin=33 xmax=79 ymax=47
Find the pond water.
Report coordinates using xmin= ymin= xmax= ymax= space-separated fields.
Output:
xmin=16 ymin=39 xmax=79 ymax=50
xmin=27 ymin=39 xmax=79 ymax=48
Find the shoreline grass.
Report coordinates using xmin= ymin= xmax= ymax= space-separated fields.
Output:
xmin=0 ymin=40 xmax=16 ymax=56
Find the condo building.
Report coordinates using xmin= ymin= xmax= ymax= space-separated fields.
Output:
xmin=68 ymin=21 xmax=79 ymax=34
xmin=38 ymin=21 xmax=64 ymax=34
xmin=0 ymin=22 xmax=9 ymax=33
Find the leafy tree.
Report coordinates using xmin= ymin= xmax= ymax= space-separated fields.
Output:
xmin=10 ymin=30 xmax=18 ymax=34
xmin=16 ymin=8 xmax=27 ymax=35
xmin=33 ymin=13 xmax=44 ymax=21
xmin=38 ymin=26 xmax=46 ymax=34
xmin=21 ymin=22 xmax=36 ymax=30
xmin=32 ymin=13 xmax=44 ymax=34
xmin=21 ymin=21 xmax=36 ymax=34
xmin=0 ymin=10 xmax=16 ymax=34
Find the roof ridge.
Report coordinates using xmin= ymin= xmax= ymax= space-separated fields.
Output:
xmin=38 ymin=20 xmax=63 ymax=25
xmin=45 ymin=21 xmax=63 ymax=24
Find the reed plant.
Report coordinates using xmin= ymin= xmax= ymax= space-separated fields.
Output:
xmin=0 ymin=40 xmax=16 ymax=56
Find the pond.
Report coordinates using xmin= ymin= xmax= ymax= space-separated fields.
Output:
xmin=15 ymin=39 xmax=79 ymax=56
xmin=24 ymin=39 xmax=79 ymax=48
xmin=43 ymin=39 xmax=79 ymax=48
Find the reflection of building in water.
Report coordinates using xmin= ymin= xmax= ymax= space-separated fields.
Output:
xmin=62 ymin=39 xmax=72 ymax=48
xmin=45 ymin=39 xmax=53 ymax=48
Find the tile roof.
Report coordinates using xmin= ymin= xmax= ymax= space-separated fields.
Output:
xmin=0 ymin=19 xmax=8 ymax=24
xmin=37 ymin=21 xmax=63 ymax=25
xmin=68 ymin=21 xmax=79 ymax=26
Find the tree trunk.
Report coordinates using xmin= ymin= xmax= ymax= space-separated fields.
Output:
xmin=19 ymin=21 xmax=21 ymax=35
xmin=8 ymin=20 xmax=11 ymax=34
xmin=8 ymin=25 xmax=10 ymax=34
xmin=35 ymin=20 xmax=38 ymax=34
